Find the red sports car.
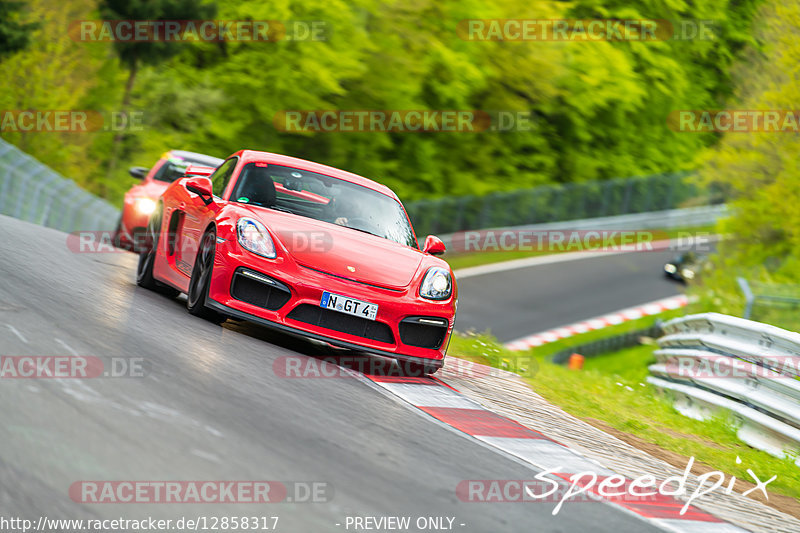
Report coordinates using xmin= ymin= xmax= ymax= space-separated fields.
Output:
xmin=136 ymin=150 xmax=456 ymax=374
xmin=114 ymin=150 xmax=223 ymax=252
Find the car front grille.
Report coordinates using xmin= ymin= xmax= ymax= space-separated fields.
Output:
xmin=231 ymin=269 xmax=292 ymax=311
xmin=287 ymin=304 xmax=395 ymax=344
xmin=399 ymin=317 xmax=449 ymax=350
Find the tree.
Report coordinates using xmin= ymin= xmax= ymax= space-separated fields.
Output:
xmin=0 ymin=1 xmax=36 ymax=59
xmin=99 ymin=0 xmax=217 ymax=181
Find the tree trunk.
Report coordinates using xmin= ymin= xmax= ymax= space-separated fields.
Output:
xmin=105 ymin=60 xmax=138 ymax=192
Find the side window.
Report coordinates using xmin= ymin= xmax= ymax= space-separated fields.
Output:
xmin=210 ymin=158 xmax=238 ymax=198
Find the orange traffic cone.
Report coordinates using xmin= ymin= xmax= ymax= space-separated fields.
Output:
xmin=568 ymin=353 xmax=584 ymax=370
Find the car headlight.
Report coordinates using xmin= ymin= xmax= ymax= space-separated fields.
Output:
xmin=420 ymin=267 xmax=452 ymax=300
xmin=681 ymin=268 xmax=695 ymax=280
xmin=664 ymin=264 xmax=677 ymax=274
xmin=134 ymin=198 xmax=157 ymax=216
xmin=237 ymin=218 xmax=276 ymax=259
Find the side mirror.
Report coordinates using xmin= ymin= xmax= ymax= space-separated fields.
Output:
xmin=129 ymin=166 xmax=148 ymax=179
xmin=423 ymin=235 xmax=446 ymax=256
xmin=185 ymin=176 xmax=214 ymax=206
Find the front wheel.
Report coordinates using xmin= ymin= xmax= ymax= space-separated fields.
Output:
xmin=187 ymin=229 xmax=225 ymax=324
xmin=136 ymin=208 xmax=180 ymax=298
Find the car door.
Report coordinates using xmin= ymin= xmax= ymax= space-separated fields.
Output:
xmin=177 ymin=157 xmax=238 ymax=273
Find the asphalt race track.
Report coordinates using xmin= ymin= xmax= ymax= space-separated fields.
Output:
xmin=454 ymin=250 xmax=688 ymax=343
xmin=0 ymin=215 xmax=664 ymax=531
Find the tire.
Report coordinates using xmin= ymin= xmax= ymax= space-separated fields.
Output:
xmin=136 ymin=207 xmax=180 ymax=298
xmin=187 ymin=229 xmax=225 ymax=324
xmin=112 ymin=216 xmax=130 ymax=251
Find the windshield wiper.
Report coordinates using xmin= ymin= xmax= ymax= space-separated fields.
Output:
xmin=267 ymin=205 xmax=296 ymax=214
xmin=344 ymin=226 xmax=382 ymax=239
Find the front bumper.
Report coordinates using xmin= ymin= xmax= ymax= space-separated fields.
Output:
xmin=207 ymin=246 xmax=455 ymax=364
xmin=206 ymin=299 xmax=446 ymax=369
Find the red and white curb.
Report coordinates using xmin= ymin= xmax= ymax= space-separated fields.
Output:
xmin=505 ymin=294 xmax=690 ymax=351
xmin=362 ymin=370 xmax=748 ymax=533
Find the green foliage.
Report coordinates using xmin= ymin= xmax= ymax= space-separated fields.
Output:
xmin=99 ymin=0 xmax=217 ymax=69
xmin=692 ymin=1 xmax=800 ymax=326
xmin=0 ymin=0 xmax=765 ymax=209
xmin=0 ymin=1 xmax=36 ymax=58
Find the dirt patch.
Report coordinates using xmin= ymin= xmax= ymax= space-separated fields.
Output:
xmin=582 ymin=417 xmax=800 ymax=520
xmin=655 ymin=425 xmax=729 ymax=450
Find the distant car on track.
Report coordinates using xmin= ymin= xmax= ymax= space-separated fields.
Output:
xmin=114 ymin=150 xmax=223 ymax=252
xmin=664 ymin=251 xmax=709 ymax=282
xmin=136 ymin=150 xmax=456 ymax=374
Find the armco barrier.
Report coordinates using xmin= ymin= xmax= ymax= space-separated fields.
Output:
xmin=649 ymin=313 xmax=800 ymax=465
xmin=550 ymin=322 xmax=664 ymax=364
xmin=439 ymin=204 xmax=728 ymax=251
xmin=406 ymin=171 xmax=728 ymax=237
xmin=0 ymin=138 xmax=119 ymax=232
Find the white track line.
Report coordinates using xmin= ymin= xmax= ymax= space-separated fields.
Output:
xmin=6 ymin=324 xmax=28 ymax=343
xmin=54 ymin=338 xmax=79 ymax=356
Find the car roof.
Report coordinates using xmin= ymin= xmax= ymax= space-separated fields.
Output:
xmin=230 ymin=150 xmax=398 ymax=200
xmin=168 ymin=150 xmax=224 ymax=167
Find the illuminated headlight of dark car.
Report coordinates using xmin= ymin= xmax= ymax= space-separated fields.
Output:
xmin=664 ymin=264 xmax=677 ymax=274
xmin=237 ymin=218 xmax=276 ymax=259
xmin=133 ymin=197 xmax=157 ymax=216
xmin=420 ymin=267 xmax=452 ymax=300
xmin=680 ymin=268 xmax=695 ymax=280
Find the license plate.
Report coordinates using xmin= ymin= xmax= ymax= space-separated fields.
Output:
xmin=320 ymin=291 xmax=378 ymax=321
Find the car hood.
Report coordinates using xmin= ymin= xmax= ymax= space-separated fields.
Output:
xmin=241 ymin=206 xmax=424 ymax=290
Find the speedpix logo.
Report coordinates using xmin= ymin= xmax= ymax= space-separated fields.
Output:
xmin=458 ymin=457 xmax=776 ymax=516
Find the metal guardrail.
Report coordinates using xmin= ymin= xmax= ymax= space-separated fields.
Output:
xmin=737 ymin=277 xmax=800 ymax=331
xmin=648 ymin=313 xmax=800 ymax=465
xmin=0 ymin=138 xmax=120 ymax=232
xmin=439 ymin=204 xmax=728 ymax=251
xmin=406 ymin=171 xmax=727 ymax=236
xmin=550 ymin=322 xmax=664 ymax=365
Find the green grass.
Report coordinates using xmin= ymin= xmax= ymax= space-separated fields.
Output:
xmin=448 ymin=332 xmax=800 ymax=501
xmin=444 ymin=225 xmax=716 ymax=271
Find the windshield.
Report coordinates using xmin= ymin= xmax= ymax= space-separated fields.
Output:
xmin=153 ymin=156 xmax=217 ymax=183
xmin=230 ymin=163 xmax=417 ymax=248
